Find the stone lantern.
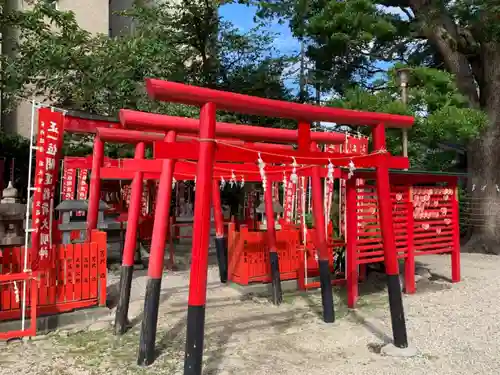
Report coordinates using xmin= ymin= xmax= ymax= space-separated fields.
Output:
xmin=256 ymin=199 xmax=284 ymax=230
xmin=0 ymin=182 xmax=27 ymax=247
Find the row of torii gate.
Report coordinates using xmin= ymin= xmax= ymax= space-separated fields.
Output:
xmin=69 ymin=79 xmax=414 ymax=374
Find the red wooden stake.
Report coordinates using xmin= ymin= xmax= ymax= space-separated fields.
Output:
xmin=86 ymin=136 xmax=104 ymax=239
xmin=451 ymin=184 xmax=461 ymax=282
xmin=404 ymin=186 xmax=416 ymax=294
xmin=264 ymin=178 xmax=283 ymax=305
xmin=346 ymin=176 xmax=358 ymax=308
xmin=311 ymin=163 xmax=335 ymax=323
xmin=114 ymin=142 xmax=145 ymax=335
xmin=372 ymin=123 xmax=408 ymax=349
xmin=212 ymin=179 xmax=228 ymax=283
xmin=138 ymin=131 xmax=176 ymax=366
xmin=183 ymin=103 xmax=217 ymax=375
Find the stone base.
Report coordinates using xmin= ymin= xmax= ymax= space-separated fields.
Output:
xmin=380 ymin=343 xmax=418 ymax=358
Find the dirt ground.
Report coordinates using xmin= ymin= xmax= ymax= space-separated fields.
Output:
xmin=1 ymin=253 xmax=500 ymax=375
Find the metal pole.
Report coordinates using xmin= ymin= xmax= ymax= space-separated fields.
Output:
xmin=397 ymin=68 xmax=411 ymax=161
xmin=21 ymin=100 xmax=37 ymax=331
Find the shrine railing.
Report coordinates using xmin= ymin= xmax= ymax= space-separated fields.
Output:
xmin=345 ymin=171 xmax=461 ymax=307
xmin=0 ymin=231 xmax=107 ymax=323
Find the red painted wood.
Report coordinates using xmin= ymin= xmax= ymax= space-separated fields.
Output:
xmin=11 ymin=247 xmax=22 ymax=309
xmin=346 ymin=177 xmax=359 ymax=308
xmin=143 ymin=79 xmax=414 ymax=128
xmin=451 ymin=185 xmax=461 ymax=282
xmin=56 ymin=245 xmax=65 ymax=303
xmin=404 ymin=186 xmax=416 ymax=294
xmin=95 ymin=231 xmax=108 ymax=307
xmin=73 ymin=243 xmax=82 ymax=301
xmin=0 ymin=237 xmax=106 ymax=324
xmin=81 ymin=243 xmax=91 ymax=300
xmin=89 ymin=242 xmax=99 ymax=299
xmin=65 ymin=244 xmax=75 ymax=302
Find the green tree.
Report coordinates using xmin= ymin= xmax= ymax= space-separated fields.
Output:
xmin=1 ymin=0 xmax=291 ymax=121
xmin=1 ymin=0 xmax=294 ymax=186
xmin=251 ymin=0 xmax=499 ymax=251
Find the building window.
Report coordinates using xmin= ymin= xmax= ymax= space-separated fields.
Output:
xmin=46 ymin=0 xmax=59 ymax=11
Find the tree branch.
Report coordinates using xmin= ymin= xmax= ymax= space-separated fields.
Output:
xmin=409 ymin=0 xmax=480 ymax=108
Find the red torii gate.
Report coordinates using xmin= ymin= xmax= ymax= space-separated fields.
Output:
xmin=102 ymin=79 xmax=414 ymax=373
xmin=86 ymin=127 xmax=357 ymax=337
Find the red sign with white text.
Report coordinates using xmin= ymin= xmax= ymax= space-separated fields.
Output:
xmin=76 ymin=169 xmax=89 ymax=216
xmin=325 ymin=136 xmax=369 ymax=155
xmin=284 ymin=180 xmax=296 ymax=224
xmin=31 ymin=108 xmax=64 ymax=270
xmin=62 ymin=166 xmax=76 ymax=201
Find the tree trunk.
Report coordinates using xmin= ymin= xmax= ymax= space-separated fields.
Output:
xmin=462 ymin=44 xmax=500 ymax=254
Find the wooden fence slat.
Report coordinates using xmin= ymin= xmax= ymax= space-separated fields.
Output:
xmin=11 ymin=247 xmax=22 ymax=310
xmin=2 ymin=248 xmax=12 ymax=310
xmin=65 ymin=244 xmax=74 ymax=302
xmin=81 ymin=243 xmax=90 ymax=300
xmin=0 ymin=234 xmax=107 ymax=322
xmin=89 ymin=242 xmax=99 ymax=299
xmin=73 ymin=243 xmax=82 ymax=301
xmin=55 ymin=245 xmax=65 ymax=303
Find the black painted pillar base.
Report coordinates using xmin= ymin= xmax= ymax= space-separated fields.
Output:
xmin=137 ymin=278 xmax=162 ymax=366
xmin=183 ymin=305 xmax=206 ymax=375
xmin=269 ymin=251 xmax=283 ymax=305
xmin=387 ymin=274 xmax=409 ymax=348
xmin=318 ymin=259 xmax=335 ymax=323
xmin=114 ymin=265 xmax=134 ymax=335
xmin=214 ymin=237 xmax=228 ymax=283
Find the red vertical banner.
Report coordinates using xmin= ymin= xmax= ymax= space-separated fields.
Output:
xmin=244 ymin=190 xmax=256 ymax=229
xmin=141 ymin=182 xmax=149 ymax=216
xmin=121 ymin=184 xmax=131 ymax=208
xmin=31 ymin=108 xmax=65 ymax=271
xmin=325 ymin=178 xmax=334 ymax=230
xmin=151 ymin=180 xmax=160 ymax=216
xmin=296 ymin=179 xmax=303 ymax=224
xmin=339 ymin=179 xmax=346 ymax=237
xmin=76 ymin=169 xmax=89 ymax=216
xmin=62 ymin=166 xmax=76 ymax=201
xmin=272 ymin=182 xmax=279 ymax=201
xmin=284 ymin=180 xmax=295 ymax=224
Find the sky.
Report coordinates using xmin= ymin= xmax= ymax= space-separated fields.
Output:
xmin=218 ymin=3 xmax=405 ymax=98
xmin=219 ymin=3 xmax=300 ymax=56
xmin=219 ymin=3 xmax=304 ymax=93
xmin=218 ymin=3 xmax=410 ymax=129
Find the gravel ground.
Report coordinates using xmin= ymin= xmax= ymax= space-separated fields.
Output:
xmin=1 ymin=253 xmax=499 ymax=375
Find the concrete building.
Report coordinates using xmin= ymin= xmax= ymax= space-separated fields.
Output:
xmin=0 ymin=0 xmax=138 ymax=137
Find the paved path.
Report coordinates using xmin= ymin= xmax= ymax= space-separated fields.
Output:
xmin=1 ymin=253 xmax=499 ymax=375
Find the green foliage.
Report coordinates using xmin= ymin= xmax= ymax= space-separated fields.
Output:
xmin=1 ymin=0 xmax=295 ymax=163
xmin=323 ymin=66 xmax=487 ymax=171
xmin=2 ymin=1 xmax=291 ymax=120
xmin=0 ymin=131 xmax=31 ymax=193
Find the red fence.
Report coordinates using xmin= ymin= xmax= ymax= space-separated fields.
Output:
xmin=227 ymin=172 xmax=461 ymax=309
xmin=345 ymin=173 xmax=461 ymax=307
xmin=227 ymin=224 xmax=343 ymax=286
xmin=0 ymin=231 xmax=107 ymax=322
xmin=228 ymin=224 xmax=301 ymax=284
